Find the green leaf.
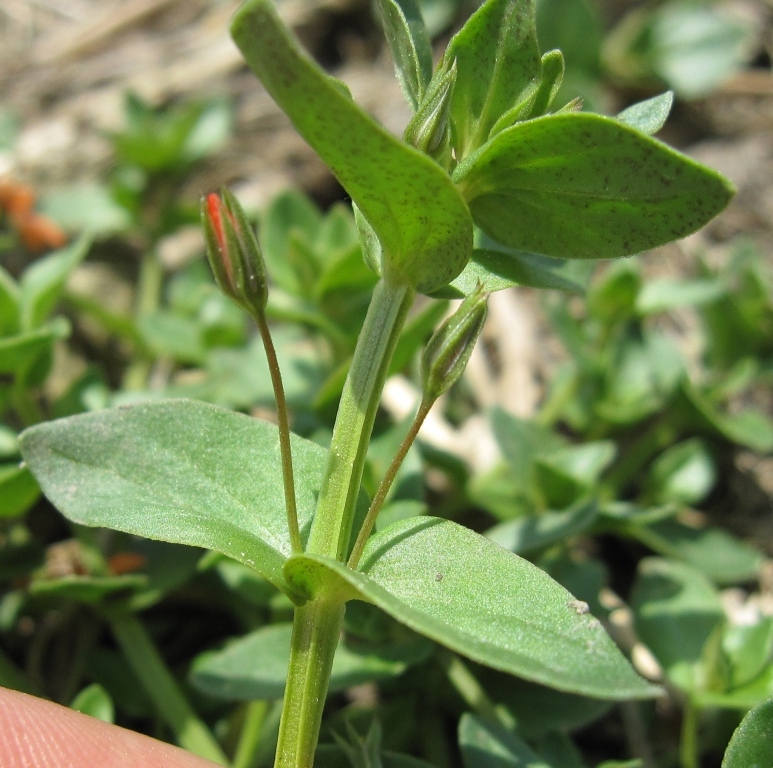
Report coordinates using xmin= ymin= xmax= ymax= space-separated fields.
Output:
xmin=533 ymin=732 xmax=585 ymax=768
xmin=0 ymin=426 xmax=18 ymax=459
xmin=29 ymin=574 xmax=148 ymax=603
xmin=137 ymin=311 xmax=205 ymax=364
xmin=617 ymin=92 xmax=673 ymax=136
xmin=0 ymin=319 xmax=70 ymax=375
xmin=679 ymin=381 xmax=773 ymax=453
xmin=646 ymin=439 xmax=716 ymax=506
xmin=459 ymin=714 xmax=549 ymax=768
xmin=453 ymin=112 xmax=734 ymax=260
xmin=190 ymin=622 xmax=431 ymax=700
xmin=723 ymin=618 xmax=773 ymax=689
xmin=649 ymin=3 xmax=754 ymax=99
xmin=231 ymin=0 xmax=472 ymax=293
xmin=587 ymin=261 xmax=641 ymax=321
xmin=473 ymin=667 xmax=612 ymax=739
xmin=285 ymin=517 xmax=659 ymax=699
xmin=535 ymin=0 xmax=602 ymax=81
xmin=697 ymin=665 xmax=773 ymax=711
xmin=534 ymin=441 xmax=616 ymax=507
xmin=180 ymin=97 xmax=232 ymax=163
xmin=636 ymin=277 xmax=725 ymax=315
xmin=434 ymin=246 xmax=587 ymax=299
xmin=597 ymin=762 xmax=641 ymax=768
xmin=525 ymin=50 xmax=565 ymax=121
xmin=721 ymin=697 xmax=773 ymax=768
xmin=19 ymin=236 xmax=90 ymax=330
xmin=633 ymin=518 xmax=763 ymax=586
xmin=39 ymin=183 xmax=132 ymax=236
xmin=316 ymin=745 xmax=435 ymax=768
xmin=0 ymin=464 xmax=40 ymax=518
xmin=492 ymin=408 xmax=565 ymax=489
xmin=486 ymin=500 xmax=598 ymax=555
xmin=260 ymin=190 xmax=322 ymax=295
xmin=442 ymin=0 xmax=542 ymax=159
xmin=377 ymin=0 xmax=433 ymax=110
xmin=597 ymin=332 xmax=684 ymax=424
xmin=630 ymin=558 xmax=724 ymax=692
xmin=0 ymin=266 xmax=20 ymax=335
xmin=19 ymin=399 xmax=328 ymax=595
xmin=70 ymin=683 xmax=115 ymax=723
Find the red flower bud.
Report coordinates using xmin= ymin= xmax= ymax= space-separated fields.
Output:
xmin=202 ymin=188 xmax=268 ymax=315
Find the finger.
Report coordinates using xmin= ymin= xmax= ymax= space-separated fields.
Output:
xmin=0 ymin=687 xmax=223 ymax=768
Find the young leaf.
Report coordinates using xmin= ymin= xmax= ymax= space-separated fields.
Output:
xmin=284 ymin=517 xmax=660 ymax=699
xmin=19 ymin=399 xmax=328 ymax=595
xmin=231 ymin=0 xmax=472 ymax=293
xmin=404 ymin=61 xmax=456 ymax=167
xmin=453 ymin=112 xmax=734 ymax=260
xmin=377 ymin=0 xmax=433 ymax=110
xmin=525 ymin=49 xmax=565 ymax=120
xmin=721 ymin=696 xmax=773 ymax=768
xmin=441 ymin=0 xmax=542 ymax=159
xmin=617 ymin=92 xmax=674 ymax=136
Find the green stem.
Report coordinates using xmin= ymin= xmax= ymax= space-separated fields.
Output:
xmin=274 ymin=599 xmax=346 ymax=768
xmin=123 ymin=248 xmax=164 ymax=391
xmin=680 ymin=699 xmax=699 ymax=768
xmin=233 ymin=700 xmax=270 ymax=768
xmin=306 ymin=278 xmax=414 ymax=561
xmin=439 ymin=650 xmax=514 ymax=731
xmin=107 ymin=611 xmax=228 ymax=765
xmin=348 ymin=395 xmax=433 ymax=569
xmin=255 ymin=312 xmax=302 ymax=554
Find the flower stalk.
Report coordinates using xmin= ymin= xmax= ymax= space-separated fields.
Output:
xmin=203 ymin=189 xmax=302 ymax=554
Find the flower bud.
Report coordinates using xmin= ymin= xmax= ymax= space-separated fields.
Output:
xmin=421 ymin=284 xmax=487 ymax=400
xmin=404 ymin=60 xmax=456 ymax=166
xmin=202 ymin=188 xmax=268 ymax=315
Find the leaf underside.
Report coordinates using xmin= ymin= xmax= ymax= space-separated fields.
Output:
xmin=20 ymin=399 xmax=326 ymax=592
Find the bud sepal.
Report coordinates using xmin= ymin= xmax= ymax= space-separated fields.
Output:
xmin=421 ymin=284 xmax=488 ymax=401
xmin=202 ymin=187 xmax=268 ymax=316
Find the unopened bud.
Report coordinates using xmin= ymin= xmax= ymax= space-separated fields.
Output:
xmin=404 ymin=60 xmax=456 ymax=165
xmin=421 ymin=284 xmax=487 ymax=400
xmin=202 ymin=188 xmax=268 ymax=315
xmin=557 ymin=96 xmax=583 ymax=113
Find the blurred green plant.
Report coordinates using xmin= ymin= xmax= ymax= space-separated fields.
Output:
xmin=1 ymin=0 xmax=769 ymax=767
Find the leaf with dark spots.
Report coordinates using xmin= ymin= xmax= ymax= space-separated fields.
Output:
xmin=231 ymin=0 xmax=471 ymax=293
xmin=452 ymin=112 xmax=734 ymax=260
